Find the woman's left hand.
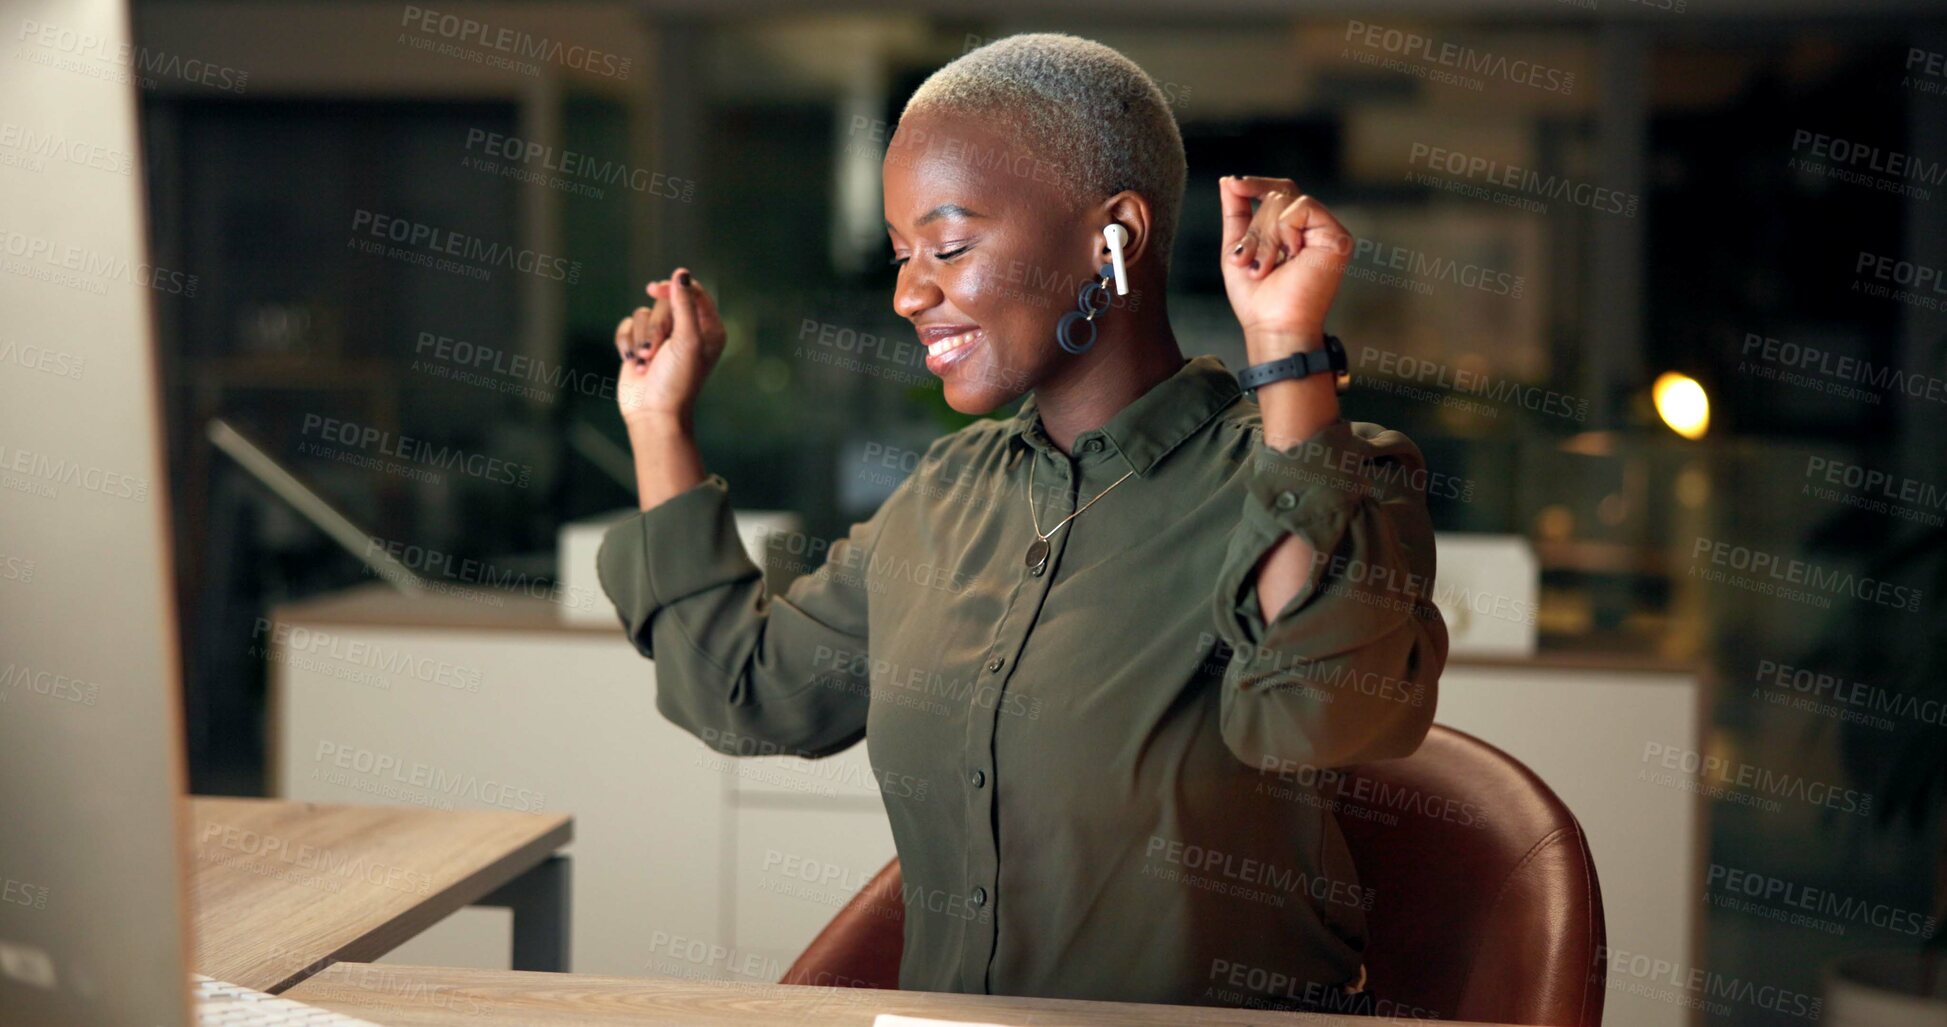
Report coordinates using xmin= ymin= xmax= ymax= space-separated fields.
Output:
xmin=1218 ymin=176 xmax=1354 ymax=364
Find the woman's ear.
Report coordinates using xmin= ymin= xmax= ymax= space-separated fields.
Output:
xmin=1099 ymin=191 xmax=1156 ymax=267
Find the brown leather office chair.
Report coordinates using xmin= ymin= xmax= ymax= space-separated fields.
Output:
xmin=783 ymin=724 xmax=1607 ymax=1026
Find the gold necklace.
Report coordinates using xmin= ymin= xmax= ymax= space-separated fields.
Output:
xmin=1024 ymin=456 xmax=1136 ymax=574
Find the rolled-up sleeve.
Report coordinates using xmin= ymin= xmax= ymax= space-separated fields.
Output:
xmin=1210 ymin=419 xmax=1448 ymax=771
xmin=596 ymin=472 xmax=895 ymax=759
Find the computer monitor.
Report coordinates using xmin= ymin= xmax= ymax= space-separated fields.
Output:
xmin=0 ymin=0 xmax=193 ymax=1023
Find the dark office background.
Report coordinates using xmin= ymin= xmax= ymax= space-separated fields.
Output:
xmin=132 ymin=4 xmax=1946 ymax=1024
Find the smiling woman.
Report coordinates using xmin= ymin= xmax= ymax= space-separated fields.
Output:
xmin=597 ymin=31 xmax=1447 ymax=1016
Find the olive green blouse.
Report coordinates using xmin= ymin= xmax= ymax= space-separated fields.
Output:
xmin=597 ymin=353 xmax=1448 ymax=1012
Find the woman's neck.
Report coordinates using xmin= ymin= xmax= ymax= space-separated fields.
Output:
xmin=1030 ymin=311 xmax=1186 ymax=455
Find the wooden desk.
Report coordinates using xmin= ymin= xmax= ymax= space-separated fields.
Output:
xmin=188 ymin=797 xmax=573 ymax=993
xmin=286 ymin=964 xmax=1507 ymax=1026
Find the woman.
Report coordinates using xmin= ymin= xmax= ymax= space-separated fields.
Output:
xmin=599 ymin=33 xmax=1447 ymax=1015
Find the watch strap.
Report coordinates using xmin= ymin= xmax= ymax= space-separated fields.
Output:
xmin=1236 ymin=334 xmax=1344 ymax=391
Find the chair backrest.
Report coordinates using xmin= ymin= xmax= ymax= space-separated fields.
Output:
xmin=1336 ymin=725 xmax=1606 ymax=1026
xmin=781 ymin=858 xmax=904 ymax=990
xmin=783 ymin=725 xmax=1606 ymax=1026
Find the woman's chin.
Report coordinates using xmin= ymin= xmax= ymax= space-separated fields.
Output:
xmin=942 ymin=383 xmax=1008 ymax=416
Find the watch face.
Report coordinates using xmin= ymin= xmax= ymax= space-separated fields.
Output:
xmin=1325 ymin=334 xmax=1351 ymax=392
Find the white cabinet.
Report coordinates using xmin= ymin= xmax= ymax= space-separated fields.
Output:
xmin=1436 ymin=655 xmax=1704 ymax=1027
xmin=268 ymin=585 xmax=865 ymax=980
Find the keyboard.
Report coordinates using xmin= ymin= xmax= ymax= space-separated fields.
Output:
xmin=192 ymin=975 xmax=386 ymax=1026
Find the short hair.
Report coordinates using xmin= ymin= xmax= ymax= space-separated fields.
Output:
xmin=900 ymin=33 xmax=1187 ymax=271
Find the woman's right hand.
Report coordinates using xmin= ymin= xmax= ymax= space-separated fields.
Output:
xmin=615 ymin=267 xmax=726 ymax=432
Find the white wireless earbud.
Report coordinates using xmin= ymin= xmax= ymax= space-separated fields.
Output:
xmin=1103 ymin=224 xmax=1129 ymax=296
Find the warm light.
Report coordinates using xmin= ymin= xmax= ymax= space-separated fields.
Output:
xmin=1653 ymin=372 xmax=1710 ymax=440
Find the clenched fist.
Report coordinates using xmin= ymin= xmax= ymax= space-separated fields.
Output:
xmin=1217 ymin=176 xmax=1354 ymax=364
xmin=614 ymin=267 xmax=726 ymax=431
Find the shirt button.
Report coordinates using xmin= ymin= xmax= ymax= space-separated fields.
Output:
xmin=970 ymin=769 xmax=986 ymax=788
xmin=1082 ymin=438 xmax=1102 ymax=453
xmin=986 ymin=656 xmax=1005 ymax=673
xmin=1275 ymin=490 xmax=1298 ymax=510
xmin=972 ymin=886 xmax=988 ymax=907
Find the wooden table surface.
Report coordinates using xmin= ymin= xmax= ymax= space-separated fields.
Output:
xmin=188 ymin=797 xmax=572 ymax=993
xmin=285 ymin=964 xmax=1506 ymax=1026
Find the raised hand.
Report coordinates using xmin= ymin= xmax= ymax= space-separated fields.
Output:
xmin=1217 ymin=176 xmax=1354 ymax=363
xmin=614 ymin=268 xmax=727 ymax=432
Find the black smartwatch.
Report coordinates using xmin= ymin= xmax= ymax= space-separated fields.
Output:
xmin=1235 ymin=333 xmax=1350 ymax=394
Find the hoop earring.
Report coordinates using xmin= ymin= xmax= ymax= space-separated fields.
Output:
xmin=1055 ymin=262 xmax=1116 ymax=355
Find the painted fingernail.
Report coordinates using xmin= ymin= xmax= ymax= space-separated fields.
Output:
xmin=676 ymin=270 xmax=691 ymax=287
xmin=1248 ymin=260 xmax=1260 ymax=272
xmin=1231 ymin=243 xmax=1244 ymax=255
